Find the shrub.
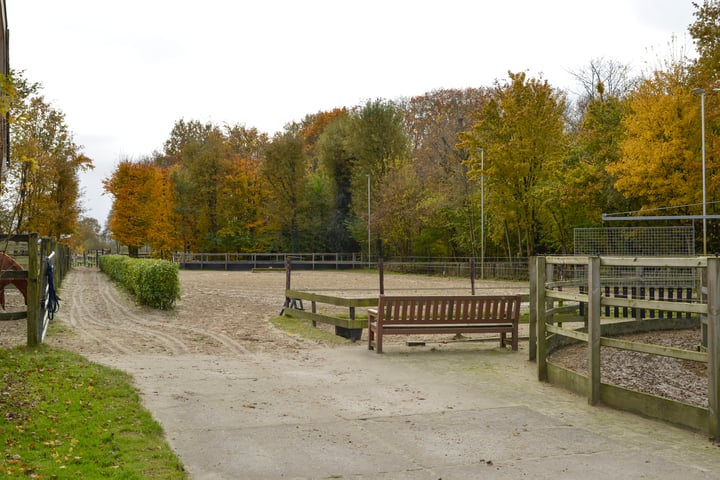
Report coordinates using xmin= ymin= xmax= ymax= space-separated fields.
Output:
xmin=99 ymin=255 xmax=180 ymax=309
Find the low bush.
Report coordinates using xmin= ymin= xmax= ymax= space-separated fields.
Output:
xmin=99 ymin=255 xmax=180 ymax=309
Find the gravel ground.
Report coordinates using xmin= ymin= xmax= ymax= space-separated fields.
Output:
xmin=548 ymin=329 xmax=707 ymax=407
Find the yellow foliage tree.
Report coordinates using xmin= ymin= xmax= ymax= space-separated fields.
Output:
xmin=460 ymin=72 xmax=567 ymax=256
xmin=147 ymin=165 xmax=180 ymax=258
xmin=607 ymin=67 xmax=700 ymax=212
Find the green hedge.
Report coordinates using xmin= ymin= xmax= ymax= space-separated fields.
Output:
xmin=99 ymin=255 xmax=180 ymax=309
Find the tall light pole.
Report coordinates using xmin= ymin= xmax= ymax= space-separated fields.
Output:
xmin=693 ymin=88 xmax=707 ymax=255
xmin=480 ymin=148 xmax=485 ymax=279
xmin=366 ymin=174 xmax=371 ymax=263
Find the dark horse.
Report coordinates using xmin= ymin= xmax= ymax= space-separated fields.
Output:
xmin=0 ymin=252 xmax=28 ymax=309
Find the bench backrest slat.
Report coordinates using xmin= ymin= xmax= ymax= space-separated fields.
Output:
xmin=376 ymin=295 xmax=520 ymax=325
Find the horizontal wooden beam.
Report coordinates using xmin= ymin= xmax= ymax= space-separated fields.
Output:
xmin=0 ymin=270 xmax=28 ymax=279
xmin=0 ymin=234 xmax=30 ymax=242
xmin=544 ymin=255 xmax=708 ymax=268
xmin=601 ymin=336 xmax=707 ymax=363
xmin=285 ymin=289 xmax=378 ymax=308
xmin=546 ymin=324 xmax=588 ymax=342
xmin=600 ymin=296 xmax=707 ymax=315
xmin=283 ymin=307 xmax=367 ymax=329
xmin=546 ymin=290 xmax=586 ymax=303
xmin=0 ymin=310 xmax=27 ymax=321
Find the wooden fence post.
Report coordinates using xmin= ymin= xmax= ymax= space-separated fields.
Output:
xmin=378 ymin=258 xmax=384 ymax=295
xmin=535 ymin=256 xmax=547 ymax=380
xmin=470 ymin=258 xmax=476 ymax=296
xmin=528 ymin=256 xmax=537 ymax=361
xmin=26 ymin=233 xmax=39 ymax=347
xmin=281 ymin=256 xmax=292 ymax=313
xmin=588 ymin=256 xmax=601 ymax=406
xmin=707 ymin=257 xmax=720 ymax=440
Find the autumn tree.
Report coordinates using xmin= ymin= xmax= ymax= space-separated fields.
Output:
xmin=224 ymin=124 xmax=268 ymax=161
xmin=4 ymin=72 xmax=93 ymax=239
xmin=370 ymin=163 xmax=425 ymax=257
xmin=689 ymin=0 xmax=720 ymax=236
xmin=607 ymin=61 xmax=699 ymax=213
xmin=72 ymin=216 xmax=108 ymax=252
xmin=299 ymin=172 xmax=334 ymax=251
xmin=163 ymin=118 xmax=217 ymax=160
xmin=103 ymin=159 xmax=157 ymax=256
xmin=689 ymin=0 xmax=720 ymax=86
xmin=568 ymin=58 xmax=636 ymax=127
xmin=146 ymin=163 xmax=180 ymax=258
xmin=211 ymin=124 xmax=271 ymax=252
xmin=298 ymin=108 xmax=348 ymax=170
xmin=536 ymin=60 xmax=639 ymax=252
xmin=168 ymin=122 xmax=229 ymax=252
xmin=261 ymin=131 xmax=309 ymax=252
xmin=550 ymin=91 xmax=630 ymax=250
xmin=400 ymin=88 xmax=489 ymax=256
xmin=0 ymin=72 xmax=17 ymax=182
xmin=460 ymin=72 xmax=567 ymax=256
xmin=316 ymin=114 xmax=358 ymax=252
xmin=217 ymin=155 xmax=271 ymax=252
xmin=346 ymin=99 xmax=410 ymax=256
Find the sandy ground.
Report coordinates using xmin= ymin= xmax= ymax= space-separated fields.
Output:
xmin=0 ymin=267 xmax=528 ymax=355
xmin=1 ymin=268 xmax=719 ymax=479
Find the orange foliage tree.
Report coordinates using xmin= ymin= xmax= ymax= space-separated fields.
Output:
xmin=103 ymin=160 xmax=177 ymax=257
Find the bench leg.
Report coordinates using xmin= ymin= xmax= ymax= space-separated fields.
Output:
xmin=368 ymin=325 xmax=374 ymax=350
xmin=376 ymin=330 xmax=383 ymax=354
xmin=500 ymin=332 xmax=507 ymax=349
xmin=512 ymin=325 xmax=519 ymax=351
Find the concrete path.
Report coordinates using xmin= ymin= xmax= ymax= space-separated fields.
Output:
xmin=91 ymin=341 xmax=720 ymax=479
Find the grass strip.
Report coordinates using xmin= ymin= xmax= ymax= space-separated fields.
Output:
xmin=0 ymin=346 xmax=186 ymax=479
xmin=270 ymin=316 xmax=350 ymax=344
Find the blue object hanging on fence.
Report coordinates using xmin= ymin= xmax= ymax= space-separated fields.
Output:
xmin=45 ymin=259 xmax=60 ymax=319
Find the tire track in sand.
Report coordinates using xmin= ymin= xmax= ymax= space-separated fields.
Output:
xmin=64 ymin=269 xmax=250 ymax=355
xmin=62 ymin=269 xmax=189 ymax=355
xmin=97 ymin=275 xmax=250 ymax=355
xmin=93 ymin=277 xmax=192 ymax=355
xmin=65 ymin=270 xmax=134 ymax=354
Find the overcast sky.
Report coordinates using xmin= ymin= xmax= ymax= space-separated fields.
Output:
xmin=8 ymin=0 xmax=697 ymax=225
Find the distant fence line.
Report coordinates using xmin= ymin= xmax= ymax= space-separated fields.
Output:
xmin=170 ymin=252 xmax=530 ymax=281
xmin=72 ymin=249 xmax=115 ymax=268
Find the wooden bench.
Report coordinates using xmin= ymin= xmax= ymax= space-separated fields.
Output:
xmin=368 ymin=295 xmax=521 ymax=353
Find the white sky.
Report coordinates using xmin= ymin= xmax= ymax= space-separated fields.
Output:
xmin=8 ymin=0 xmax=697 ymax=225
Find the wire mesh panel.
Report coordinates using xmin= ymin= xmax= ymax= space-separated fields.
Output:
xmin=574 ymin=226 xmax=696 ymax=257
xmin=572 ymin=227 xmax=699 ymax=307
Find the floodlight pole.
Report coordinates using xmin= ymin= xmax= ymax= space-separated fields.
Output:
xmin=480 ymin=148 xmax=485 ymax=280
xmin=694 ymin=88 xmax=707 ymax=255
xmin=366 ymin=174 xmax=371 ymax=264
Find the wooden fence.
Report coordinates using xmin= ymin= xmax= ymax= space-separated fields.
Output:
xmin=173 ymin=252 xmax=530 ymax=280
xmin=174 ymin=252 xmax=365 ymax=271
xmin=530 ymin=255 xmax=719 ymax=440
xmin=0 ymin=234 xmax=70 ymax=346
